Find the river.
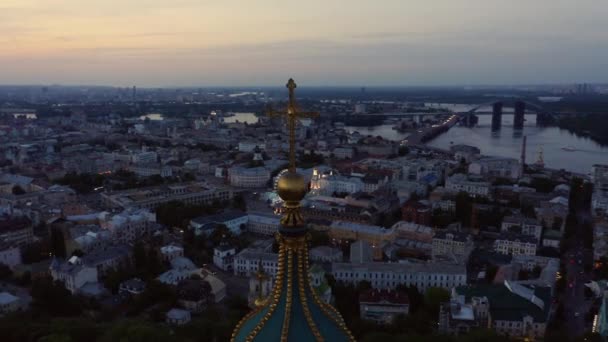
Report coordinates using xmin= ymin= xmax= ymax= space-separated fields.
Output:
xmin=426 ymin=114 xmax=608 ymax=174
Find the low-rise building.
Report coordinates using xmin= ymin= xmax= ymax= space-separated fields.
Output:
xmin=119 ymin=278 xmax=146 ymax=297
xmin=166 ymin=308 xmax=191 ymax=325
xmin=439 ymin=294 xmax=488 ymax=335
xmin=160 ymin=245 xmax=184 ymax=262
xmin=190 ymin=211 xmax=248 ymax=236
xmin=359 ymin=288 xmax=410 ymax=324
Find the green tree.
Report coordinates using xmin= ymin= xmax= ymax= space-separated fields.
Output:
xmin=424 ymin=287 xmax=450 ymax=318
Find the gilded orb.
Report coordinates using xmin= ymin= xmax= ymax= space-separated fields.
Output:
xmin=277 ymin=171 xmax=307 ymax=202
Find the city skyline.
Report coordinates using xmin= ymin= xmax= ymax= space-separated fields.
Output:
xmin=2 ymin=0 xmax=608 ymax=87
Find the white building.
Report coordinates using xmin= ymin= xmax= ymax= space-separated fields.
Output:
xmin=160 ymin=245 xmax=184 ymax=262
xmin=99 ymin=209 xmax=157 ymax=244
xmin=247 ymin=213 xmax=280 ymax=236
xmin=469 ymin=157 xmax=520 ymax=180
xmin=494 ymin=233 xmax=537 ymax=256
xmin=310 ymin=171 xmax=364 ymax=196
xmin=233 ymin=248 xmax=278 ymax=277
xmin=50 ymin=257 xmax=99 ymax=294
xmin=445 ymin=174 xmax=491 ymax=198
xmin=229 ymin=167 xmax=270 ymax=188
xmin=332 ymin=260 xmax=467 ymax=291
xmin=213 ymin=244 xmax=236 ymax=271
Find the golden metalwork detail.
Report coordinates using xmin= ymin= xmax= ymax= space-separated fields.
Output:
xmin=267 ymin=78 xmax=319 ymax=173
xmin=297 ymin=248 xmax=324 ymax=341
xmin=280 ymin=250 xmax=294 ymax=342
xmin=303 ymin=247 xmax=357 ymax=342
xmin=231 ymin=79 xmax=355 ymax=341
xmin=241 ymin=243 xmax=286 ymax=342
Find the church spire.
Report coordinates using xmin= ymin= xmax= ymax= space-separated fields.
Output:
xmin=231 ymin=79 xmax=355 ymax=342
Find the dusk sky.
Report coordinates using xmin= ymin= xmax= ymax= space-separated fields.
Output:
xmin=2 ymin=0 xmax=608 ymax=87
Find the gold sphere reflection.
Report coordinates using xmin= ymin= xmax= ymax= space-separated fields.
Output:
xmin=277 ymin=172 xmax=307 ymax=202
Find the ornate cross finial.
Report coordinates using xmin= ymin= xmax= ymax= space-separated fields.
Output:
xmin=268 ymin=78 xmax=318 ymax=172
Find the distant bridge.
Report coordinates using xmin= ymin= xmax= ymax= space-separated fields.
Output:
xmin=458 ymin=100 xmax=556 ymax=129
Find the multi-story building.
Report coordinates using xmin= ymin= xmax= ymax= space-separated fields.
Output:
xmin=310 ymin=246 xmax=343 ymax=263
xmin=247 ymin=213 xmax=280 ymax=236
xmin=592 ymin=164 xmax=608 ymax=215
xmin=49 ymin=257 xmax=99 ymax=294
xmin=213 ymin=244 xmax=236 ymax=272
xmin=81 ymin=245 xmax=131 ymax=277
xmin=468 ymin=157 xmax=520 ymax=180
xmin=445 ymin=174 xmax=491 ymax=198
xmin=494 ymin=232 xmax=537 ymax=256
xmin=101 ymin=183 xmax=233 ymax=210
xmin=233 ymin=248 xmax=278 ymax=277
xmin=0 ymin=216 xmax=33 ymax=246
xmin=501 ymin=215 xmax=543 ymax=241
xmin=228 ymin=167 xmax=270 ymax=188
xmin=99 ymin=209 xmax=158 ymax=244
xmin=432 ymin=230 xmax=473 ymax=258
xmin=401 ymin=200 xmax=431 ymax=226
xmin=359 ymin=288 xmax=410 ymax=324
xmin=331 ymin=260 xmax=467 ymax=291
xmin=310 ymin=173 xmax=364 ymax=196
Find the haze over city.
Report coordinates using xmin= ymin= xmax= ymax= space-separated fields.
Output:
xmin=2 ymin=0 xmax=608 ymax=86
xmin=3 ymin=2 xmax=608 ymax=342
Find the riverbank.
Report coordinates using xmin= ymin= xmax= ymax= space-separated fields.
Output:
xmin=404 ymin=114 xmax=458 ymax=145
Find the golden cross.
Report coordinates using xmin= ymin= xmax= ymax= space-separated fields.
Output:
xmin=267 ymin=78 xmax=318 ymax=172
